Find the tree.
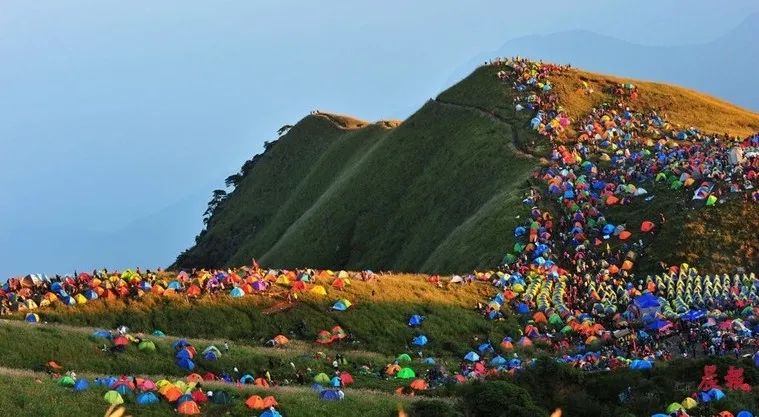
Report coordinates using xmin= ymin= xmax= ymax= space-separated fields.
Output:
xmin=277 ymin=124 xmax=293 ymax=136
xmin=203 ymin=189 xmax=227 ymax=225
xmin=460 ymin=381 xmax=547 ymax=417
xmin=225 ymin=173 xmax=243 ymax=188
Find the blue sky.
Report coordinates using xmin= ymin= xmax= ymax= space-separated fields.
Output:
xmin=1 ymin=0 xmax=758 ymax=277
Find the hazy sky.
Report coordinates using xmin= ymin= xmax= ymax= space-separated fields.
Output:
xmin=2 ymin=0 xmax=758 ymax=277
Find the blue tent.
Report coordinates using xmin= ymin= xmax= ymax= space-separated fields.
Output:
xmin=73 ymin=379 xmax=89 ymax=392
xmin=152 ymin=330 xmax=166 ymax=337
xmin=408 ymin=315 xmax=424 ymax=327
xmin=260 ymin=409 xmax=283 ymax=417
xmin=563 ymin=190 xmax=575 ymax=199
xmin=630 ymin=360 xmax=653 ymax=370
xmin=464 ymin=352 xmax=480 ymax=362
xmin=230 ymin=287 xmax=245 ymax=298
xmin=422 ymin=357 xmax=436 ymax=365
xmin=176 ymin=358 xmax=195 ymax=371
xmin=51 ymin=282 xmax=63 ymax=292
xmin=167 ymin=281 xmax=182 ymax=290
xmin=477 ymin=342 xmax=493 ymax=353
xmin=634 ymin=294 xmax=661 ymax=309
xmin=240 ymin=375 xmax=254 ymax=384
xmin=680 ymin=310 xmax=705 ymax=321
xmin=412 ymin=335 xmax=428 ymax=346
xmin=96 ymin=376 xmax=117 ymax=387
xmin=320 ymin=389 xmax=343 ymax=401
xmin=172 ymin=339 xmax=190 ymax=350
xmin=330 ymin=376 xmax=342 ymax=387
xmin=489 ymin=355 xmax=507 ymax=366
xmin=707 ymin=388 xmax=725 ymax=401
xmin=737 ymin=412 xmax=754 ymax=417
xmin=176 ymin=349 xmax=193 ymax=360
xmin=84 ymin=289 xmax=99 ymax=300
xmin=114 ymin=384 xmax=131 ymax=396
xmin=514 ymin=226 xmax=527 ymax=237
xmin=136 ymin=392 xmax=160 ymax=405
xmin=203 ymin=350 xmax=220 ymax=361
xmin=331 ymin=300 xmax=349 ymax=311
xmin=176 ymin=394 xmax=193 ymax=405
xmin=645 ymin=319 xmax=671 ymax=331
xmin=602 ymin=224 xmax=616 ymax=235
xmin=516 ymin=303 xmax=530 ymax=314
xmin=92 ymin=329 xmax=111 ymax=338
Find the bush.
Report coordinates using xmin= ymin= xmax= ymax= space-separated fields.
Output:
xmin=460 ymin=380 xmax=547 ymax=417
xmin=408 ymin=399 xmax=462 ymax=417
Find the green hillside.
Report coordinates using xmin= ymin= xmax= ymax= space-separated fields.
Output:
xmin=174 ymin=64 xmax=759 ymax=274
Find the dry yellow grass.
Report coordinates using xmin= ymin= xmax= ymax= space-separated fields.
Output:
xmin=313 ymin=111 xmax=400 ymax=130
xmin=551 ymin=68 xmax=759 ymax=137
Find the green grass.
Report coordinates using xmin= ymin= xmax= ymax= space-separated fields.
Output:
xmin=175 ymin=63 xmax=758 ymax=276
xmin=20 ymin=277 xmax=519 ymax=358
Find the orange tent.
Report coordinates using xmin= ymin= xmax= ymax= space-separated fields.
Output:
xmin=186 ymin=285 xmax=201 ymax=297
xmin=622 ymin=260 xmax=634 ymax=270
xmin=254 ymin=378 xmax=269 ymax=388
xmin=640 ymin=221 xmax=655 ymax=232
xmin=606 ymin=195 xmax=619 ymax=205
xmin=619 ymin=231 xmax=632 ymax=240
xmin=245 ymin=395 xmax=266 ymax=410
xmin=532 ymin=312 xmax=547 ymax=324
xmin=273 ymin=335 xmax=289 ymax=346
xmin=331 ymin=278 xmax=345 ymax=289
xmin=177 ymin=400 xmax=201 ymax=415
xmin=262 ymin=396 xmax=278 ymax=408
xmin=186 ymin=373 xmax=203 ymax=383
xmin=410 ymin=379 xmax=428 ymax=391
xmin=163 ymin=386 xmax=183 ymax=402
xmin=608 ymin=265 xmax=620 ymax=275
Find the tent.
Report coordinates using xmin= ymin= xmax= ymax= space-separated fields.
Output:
xmin=230 ymin=287 xmax=245 ymax=298
xmin=177 ymin=400 xmax=201 ymax=415
xmin=681 ymin=397 xmax=698 ymax=410
xmin=136 ymin=392 xmax=160 ymax=405
xmin=25 ymin=313 xmax=39 ymax=322
xmin=58 ymin=376 xmax=75 ymax=387
xmin=640 ymin=221 xmax=655 ymax=232
xmin=73 ymin=379 xmax=90 ymax=392
xmin=396 ymin=368 xmax=416 ymax=379
xmin=320 ymin=390 xmax=344 ymax=401
xmin=666 ymin=403 xmax=684 ymax=413
xmin=103 ymin=390 xmax=124 ymax=405
xmin=260 ymin=410 xmax=283 ymax=417
xmin=176 ymin=358 xmax=195 ymax=371
xmin=310 ymin=285 xmax=327 ymax=296
xmin=331 ymin=299 xmax=351 ymax=311
xmin=314 ymin=373 xmax=331 ymax=385
xmin=410 ymin=379 xmax=428 ymax=391
xmin=408 ymin=315 xmax=424 ymax=327
xmin=138 ymin=340 xmax=156 ymax=352
xmin=412 ymin=335 xmax=428 ymax=347
xmin=246 ymin=395 xmax=267 ymax=410
xmin=396 ymin=353 xmax=412 ymax=363
xmin=210 ymin=391 xmax=231 ymax=405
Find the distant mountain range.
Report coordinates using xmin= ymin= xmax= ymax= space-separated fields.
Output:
xmin=450 ymin=13 xmax=759 ymax=113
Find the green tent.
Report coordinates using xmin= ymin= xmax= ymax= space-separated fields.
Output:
xmin=314 ymin=373 xmax=331 ymax=384
xmin=58 ymin=376 xmax=75 ymax=387
xmin=706 ymin=195 xmax=717 ymax=206
xmin=396 ymin=353 xmax=412 ymax=363
xmin=548 ymin=313 xmax=563 ymax=326
xmin=103 ymin=390 xmax=124 ymax=405
xmin=396 ymin=368 xmax=416 ymax=379
xmin=138 ymin=340 xmax=156 ymax=352
xmin=666 ymin=403 xmax=684 ymax=413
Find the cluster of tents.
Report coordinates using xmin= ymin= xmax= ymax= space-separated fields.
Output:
xmin=649 ymin=388 xmax=754 ymax=417
xmin=3 ymin=268 xmax=366 ymax=313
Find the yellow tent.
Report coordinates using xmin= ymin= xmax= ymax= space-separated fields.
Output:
xmin=681 ymin=397 xmax=698 ymax=410
xmin=275 ymin=275 xmax=290 ymax=286
xmin=310 ymin=285 xmax=327 ymax=296
xmin=337 ymin=271 xmax=350 ymax=279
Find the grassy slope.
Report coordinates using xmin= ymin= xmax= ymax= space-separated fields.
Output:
xmin=26 ymin=275 xmax=519 ymax=356
xmin=176 ymin=64 xmax=759 ymax=275
xmin=551 ymin=68 xmax=759 ymax=137
xmin=0 ymin=370 xmax=411 ymax=417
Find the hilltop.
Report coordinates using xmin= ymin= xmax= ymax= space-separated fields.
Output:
xmin=174 ymin=62 xmax=759 ymax=275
